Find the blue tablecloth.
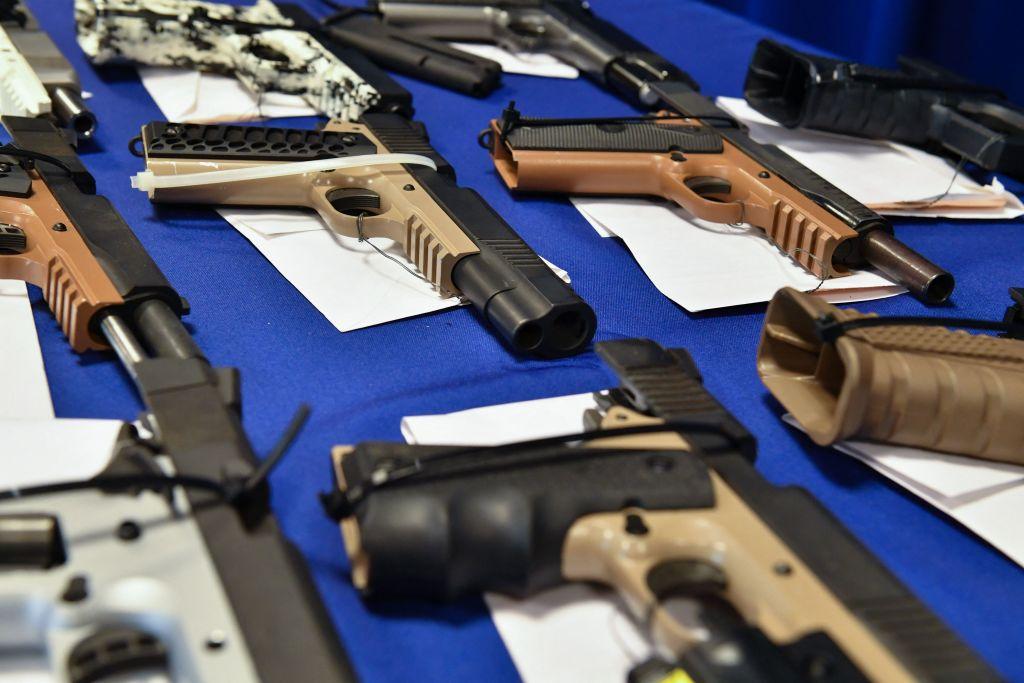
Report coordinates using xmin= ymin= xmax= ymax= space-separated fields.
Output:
xmin=24 ymin=1 xmax=1024 ymax=680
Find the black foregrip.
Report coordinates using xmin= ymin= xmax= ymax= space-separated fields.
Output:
xmin=745 ymin=39 xmax=947 ymax=146
xmin=276 ymin=4 xmax=414 ymax=116
xmin=712 ymin=454 xmax=1000 ymax=682
xmin=745 ymin=39 xmax=1024 ymax=177
xmin=341 ymin=440 xmax=715 ymax=599
xmin=361 ymin=113 xmax=597 ymax=357
xmin=322 ymin=10 xmax=501 ymax=96
xmin=3 ymin=116 xmax=184 ymax=318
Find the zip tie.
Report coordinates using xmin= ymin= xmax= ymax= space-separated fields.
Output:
xmin=130 ymin=153 xmax=437 ymax=192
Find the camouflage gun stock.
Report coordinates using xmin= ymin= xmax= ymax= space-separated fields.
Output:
xmin=75 ymin=0 xmax=411 ymax=120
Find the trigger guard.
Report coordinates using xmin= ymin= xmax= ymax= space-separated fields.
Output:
xmin=683 ymin=176 xmax=733 ymax=199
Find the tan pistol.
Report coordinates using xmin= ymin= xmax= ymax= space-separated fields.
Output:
xmin=486 ymin=104 xmax=954 ymax=306
xmin=132 ymin=115 xmax=595 ymax=357
xmin=758 ymin=286 xmax=1024 ymax=463
xmin=324 ymin=338 xmax=998 ymax=682
xmin=0 ymin=116 xmax=184 ymax=351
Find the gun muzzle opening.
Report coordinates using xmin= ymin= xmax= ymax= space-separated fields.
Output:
xmin=861 ymin=230 xmax=954 ymax=304
xmin=50 ymin=86 xmax=97 ymax=139
xmin=512 ymin=310 xmax=591 ymax=355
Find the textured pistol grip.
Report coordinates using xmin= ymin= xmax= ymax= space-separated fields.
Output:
xmin=758 ymin=288 xmax=1024 ymax=463
xmin=745 ymin=39 xmax=937 ymax=146
xmin=333 ymin=441 xmax=715 ymax=600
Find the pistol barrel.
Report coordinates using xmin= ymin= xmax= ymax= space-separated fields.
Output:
xmin=861 ymin=230 xmax=954 ymax=304
xmin=49 ymin=85 xmax=96 ymax=139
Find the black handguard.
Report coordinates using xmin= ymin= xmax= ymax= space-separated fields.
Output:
xmin=745 ymin=39 xmax=1024 ymax=179
xmin=2 ymin=117 xmax=355 ymax=683
xmin=321 ymin=7 xmax=502 ymax=96
xmin=330 ymin=338 xmax=998 ymax=682
xmin=361 ymin=113 xmax=597 ymax=356
xmin=371 ymin=0 xmax=698 ymax=99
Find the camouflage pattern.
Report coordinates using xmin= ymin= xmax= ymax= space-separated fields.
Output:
xmin=0 ymin=23 xmax=50 ymax=117
xmin=75 ymin=0 xmax=381 ymax=120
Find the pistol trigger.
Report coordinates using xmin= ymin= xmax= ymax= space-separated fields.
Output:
xmin=327 ymin=188 xmax=383 ymax=217
xmin=683 ymin=176 xmax=732 ymax=201
xmin=0 ymin=224 xmax=27 ymax=254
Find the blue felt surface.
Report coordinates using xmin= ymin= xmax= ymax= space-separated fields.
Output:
xmin=22 ymin=1 xmax=1024 ymax=680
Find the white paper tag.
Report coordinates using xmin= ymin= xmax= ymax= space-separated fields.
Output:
xmin=137 ymin=66 xmax=317 ymax=122
xmin=572 ymin=197 xmax=903 ymax=311
xmin=717 ymin=97 xmax=1024 ymax=218
xmin=0 ymin=279 xmax=53 ymax=419
xmin=0 ymin=419 xmax=124 ymax=486
xmin=218 ymin=208 xmax=569 ymax=333
xmin=781 ymin=415 xmax=1024 ymax=568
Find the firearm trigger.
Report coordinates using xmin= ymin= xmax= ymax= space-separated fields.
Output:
xmin=0 ymin=223 xmax=27 ymax=253
xmin=683 ymin=176 xmax=732 ymax=200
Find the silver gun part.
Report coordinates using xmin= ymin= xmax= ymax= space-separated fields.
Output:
xmin=0 ymin=458 xmax=260 ymax=682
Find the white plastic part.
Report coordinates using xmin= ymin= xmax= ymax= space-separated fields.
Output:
xmin=130 ymin=153 xmax=438 ymax=192
xmin=0 ymin=25 xmax=51 ymax=117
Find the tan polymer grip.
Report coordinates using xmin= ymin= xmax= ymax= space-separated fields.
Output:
xmin=331 ymin=445 xmax=371 ymax=591
xmin=757 ymin=287 xmax=1024 ymax=462
xmin=489 ymin=118 xmax=857 ymax=278
xmin=0 ymin=169 xmax=122 ymax=350
xmin=143 ymin=121 xmax=478 ymax=294
xmin=567 ymin=408 xmax=918 ymax=682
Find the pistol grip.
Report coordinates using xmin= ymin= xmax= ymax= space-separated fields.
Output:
xmin=0 ymin=173 xmax=121 ymax=351
xmin=563 ymin=482 xmax=918 ymax=683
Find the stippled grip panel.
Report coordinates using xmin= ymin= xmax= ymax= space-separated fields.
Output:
xmin=360 ymin=112 xmax=453 ymax=175
xmin=505 ymin=119 xmax=723 ymax=153
xmin=142 ymin=122 xmax=379 ymax=161
xmin=338 ymin=440 xmax=715 ymax=599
